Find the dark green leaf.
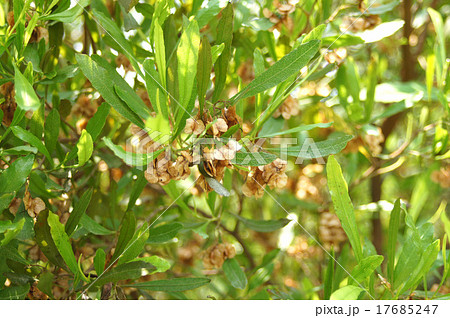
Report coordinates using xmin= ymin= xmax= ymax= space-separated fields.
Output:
xmin=197 ymin=36 xmax=212 ymax=109
xmin=223 ymin=258 xmax=247 ymax=289
xmin=388 ymin=199 xmax=401 ymax=283
xmin=11 ymin=127 xmax=52 ymax=164
xmin=212 ymin=3 xmax=234 ymax=102
xmin=76 ymin=54 xmax=145 ymax=128
xmin=232 ymin=151 xmax=277 ymax=167
xmin=44 ymin=108 xmax=60 ymax=155
xmin=111 ymin=210 xmax=136 ymax=262
xmin=65 ymin=189 xmax=93 ymax=237
xmin=91 ymin=261 xmax=155 ymax=287
xmin=125 ymin=277 xmax=210 ymax=292
xmin=350 ymin=255 xmax=383 ymax=285
xmin=0 ymin=284 xmax=30 ymax=300
xmin=77 ymin=130 xmax=93 ymax=166
xmin=230 ymin=40 xmax=320 ymax=103
xmin=117 ymin=222 xmax=150 ymax=265
xmin=326 ymin=155 xmax=363 ymax=262
xmin=0 ymin=154 xmax=34 ymax=194
xmin=232 ymin=214 xmax=290 ymax=232
xmin=147 ymin=222 xmax=182 ymax=244
xmin=94 ymin=248 xmax=106 ymax=275
xmin=78 ymin=214 xmax=114 ymax=236
xmin=86 ymin=102 xmax=110 ymax=141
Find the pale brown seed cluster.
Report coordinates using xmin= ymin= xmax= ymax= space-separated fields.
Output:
xmin=363 ymin=127 xmax=385 ymax=156
xmin=262 ymin=0 xmax=296 ymax=32
xmin=287 ymin=236 xmax=322 ymax=260
xmin=237 ymin=60 xmax=255 ymax=83
xmin=202 ymin=243 xmax=236 ymax=269
xmin=340 ymin=15 xmax=381 ymax=33
xmin=242 ymin=158 xmax=288 ymax=198
xmin=23 ymin=188 xmax=46 ymax=218
xmin=0 ymin=82 xmax=17 ymax=127
xmin=324 ymin=48 xmax=347 ymax=65
xmin=319 ymin=212 xmax=347 ymax=251
xmin=115 ymin=54 xmax=133 ymax=72
xmin=431 ymin=166 xmax=450 ymax=188
xmin=72 ymin=94 xmax=98 ymax=119
xmin=295 ymin=164 xmax=327 ymax=203
xmin=273 ymin=95 xmax=299 ymax=120
xmin=144 ymin=151 xmax=193 ymax=186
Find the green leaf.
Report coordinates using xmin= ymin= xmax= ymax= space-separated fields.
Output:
xmin=143 ymin=60 xmax=168 ymax=118
xmin=34 ymin=210 xmax=67 ymax=269
xmin=10 ymin=127 xmax=52 ymax=164
xmin=230 ymin=40 xmax=320 ymax=104
xmin=117 ymin=222 xmax=150 ymax=265
xmin=0 ymin=154 xmax=34 ymax=194
xmin=14 ymin=66 xmax=40 ymax=111
xmin=103 ymin=136 xmax=163 ymax=167
xmin=323 ymin=249 xmax=335 ymax=300
xmin=197 ymin=36 xmax=212 ymax=109
xmin=91 ymin=261 xmax=155 ymax=288
xmin=248 ymin=263 xmax=274 ymax=291
xmin=65 ymin=188 xmax=93 ymax=237
xmin=135 ymin=255 xmax=171 ymax=273
xmin=78 ymin=214 xmax=114 ymax=236
xmin=388 ymin=199 xmax=402 ymax=283
xmin=258 ymin=122 xmax=333 ymax=138
xmin=29 ymin=99 xmax=44 ymax=138
xmin=211 ymin=43 xmax=225 ymax=64
xmin=223 ymin=258 xmax=247 ymax=289
xmin=302 ymin=24 xmax=326 ymax=43
xmin=232 ymin=214 xmax=290 ymax=232
xmin=428 ymin=8 xmax=446 ymax=85
xmin=330 ymin=285 xmax=364 ymax=300
xmin=272 ymin=135 xmax=353 ymax=159
xmin=86 ymin=102 xmax=110 ymax=141
xmin=76 ymin=54 xmax=145 ymax=128
xmin=147 ymin=222 xmax=182 ymax=244
xmin=47 ymin=212 xmax=79 ymax=275
xmin=126 ymin=171 xmax=147 ymax=211
xmin=77 ymin=130 xmax=93 ymax=166
xmin=41 ymin=0 xmax=88 ymax=23
xmin=365 ymin=55 xmax=378 ymax=121
xmin=212 ymin=3 xmax=234 ymax=102
xmin=195 ymin=0 xmax=224 ymax=28
xmin=125 ymin=277 xmax=210 ymax=292
xmin=350 ymin=255 xmax=383 ymax=285
xmin=322 ymin=34 xmax=364 ymax=49
xmin=177 ymin=19 xmax=200 ymax=112
xmin=0 ymin=219 xmax=25 ymax=246
xmin=111 ymin=210 xmax=136 ymax=262
xmin=326 ymin=155 xmax=363 ymax=262
xmin=0 ymin=284 xmax=30 ymax=300
xmin=153 ymin=20 xmax=166 ymax=88
xmin=36 ymin=271 xmax=54 ymax=299
xmin=44 ymin=108 xmax=60 ymax=155
xmin=118 ymin=0 xmax=139 ymax=12
xmin=94 ymin=248 xmax=106 ymax=275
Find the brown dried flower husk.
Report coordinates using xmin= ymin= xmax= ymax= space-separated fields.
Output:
xmin=8 ymin=197 xmax=22 ymax=215
xmin=431 ymin=166 xmax=450 ymax=188
xmin=144 ymin=151 xmax=172 ymax=186
xmin=184 ymin=118 xmax=205 ymax=135
xmin=0 ymin=82 xmax=17 ymax=127
xmin=202 ymin=243 xmax=236 ymax=269
xmin=295 ymin=164 xmax=327 ymax=203
xmin=24 ymin=189 xmax=46 ymax=218
xmin=319 ymin=212 xmax=347 ymax=251
xmin=363 ymin=127 xmax=384 ymax=156
xmin=72 ymin=94 xmax=97 ymax=119
xmin=115 ymin=54 xmax=133 ymax=72
xmin=273 ymin=96 xmax=299 ymax=120
xmin=168 ymin=151 xmax=192 ymax=180
xmin=340 ymin=14 xmax=381 ymax=33
xmin=243 ymin=158 xmax=288 ymax=198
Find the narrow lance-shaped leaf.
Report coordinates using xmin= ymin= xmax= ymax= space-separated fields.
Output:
xmin=0 ymin=154 xmax=34 ymax=194
xmin=387 ymin=199 xmax=401 ymax=283
xmin=153 ymin=20 xmax=166 ymax=88
xmin=212 ymin=3 xmax=234 ymax=102
xmin=117 ymin=222 xmax=150 ymax=265
xmin=232 ymin=214 xmax=290 ymax=232
xmin=229 ymin=40 xmax=320 ymax=104
xmin=124 ymin=277 xmax=211 ymax=292
xmin=44 ymin=108 xmax=60 ymax=155
xmin=177 ymin=20 xmax=200 ymax=114
xmin=111 ymin=210 xmax=136 ymax=263
xmin=197 ymin=36 xmax=212 ymax=110
xmin=11 ymin=126 xmax=52 ymax=165
xmin=65 ymin=188 xmax=93 ymax=237
xmin=77 ymin=130 xmax=93 ymax=166
xmin=14 ymin=66 xmax=40 ymax=111
xmin=47 ymin=212 xmax=79 ymax=276
xmin=223 ymin=258 xmax=247 ymax=290
xmin=326 ymin=155 xmax=363 ymax=262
